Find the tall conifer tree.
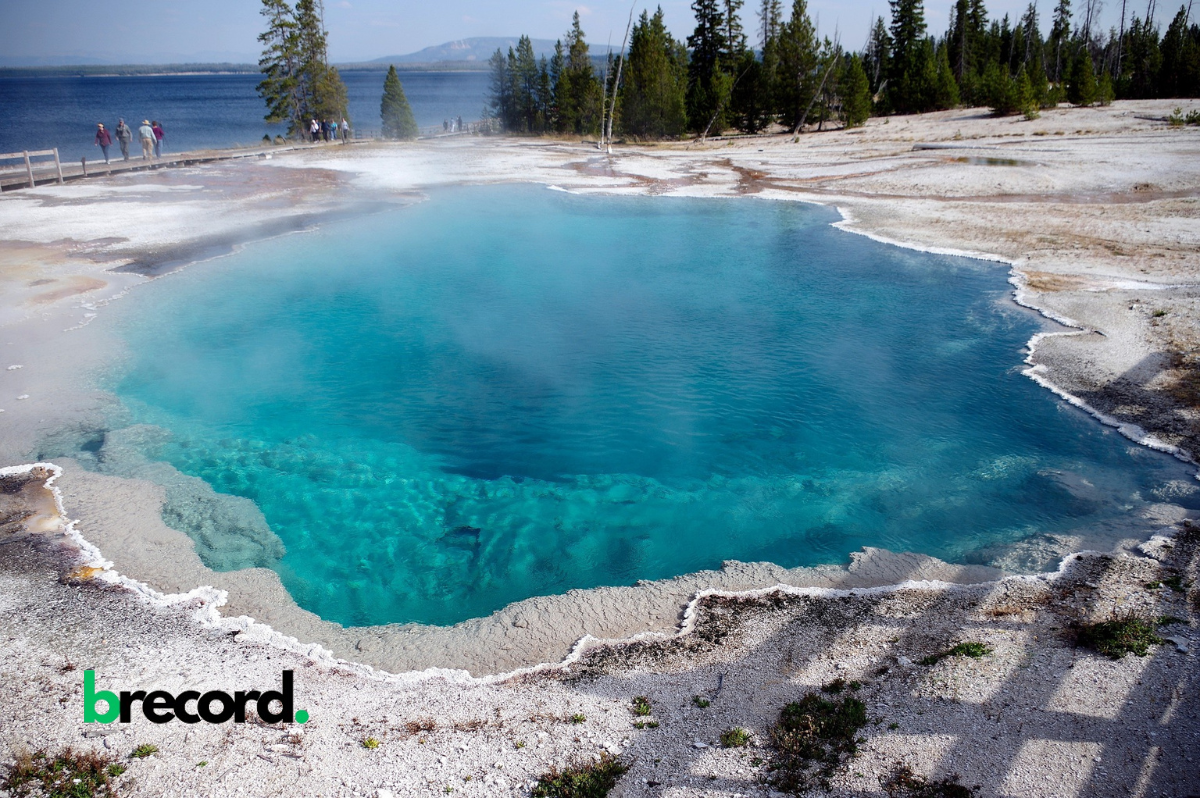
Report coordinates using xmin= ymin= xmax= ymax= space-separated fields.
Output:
xmin=381 ymin=65 xmax=418 ymax=139
xmin=621 ymin=8 xmax=690 ymax=137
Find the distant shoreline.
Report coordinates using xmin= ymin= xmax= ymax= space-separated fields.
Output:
xmin=0 ymin=62 xmax=490 ymax=79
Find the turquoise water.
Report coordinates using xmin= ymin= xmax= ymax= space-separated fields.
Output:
xmin=106 ymin=186 xmax=1197 ymax=627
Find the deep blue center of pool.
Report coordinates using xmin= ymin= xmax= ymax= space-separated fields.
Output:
xmin=108 ymin=185 xmax=1195 ymax=626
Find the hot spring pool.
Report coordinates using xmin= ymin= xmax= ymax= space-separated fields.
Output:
xmin=96 ymin=185 xmax=1198 ymax=626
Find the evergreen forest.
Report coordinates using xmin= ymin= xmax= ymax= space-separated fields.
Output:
xmin=486 ymin=0 xmax=1200 ymax=138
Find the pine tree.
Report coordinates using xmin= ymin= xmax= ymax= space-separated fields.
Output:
xmin=380 ymin=65 xmax=418 ymax=139
xmin=864 ymin=16 xmax=892 ymax=95
xmin=759 ymin=0 xmax=784 ymax=121
xmin=555 ymin=13 xmax=602 ymax=135
xmin=722 ymin=0 xmax=748 ymax=67
xmin=621 ymin=8 xmax=690 ymax=137
xmin=256 ymin=0 xmax=301 ymax=131
xmin=487 ymin=48 xmax=512 ymax=127
xmin=1160 ymin=6 xmax=1200 ymax=96
xmin=688 ymin=0 xmax=732 ymax=132
xmin=1050 ymin=0 xmax=1072 ymax=82
xmin=840 ymin=54 xmax=873 ymax=126
xmin=887 ymin=0 xmax=930 ymax=112
xmin=776 ymin=0 xmax=819 ymax=128
xmin=511 ymin=36 xmax=542 ymax=132
xmin=1067 ymin=48 xmax=1098 ymax=103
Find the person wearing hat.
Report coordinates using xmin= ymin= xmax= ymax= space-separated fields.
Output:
xmin=138 ymin=120 xmax=155 ymax=160
xmin=115 ymin=119 xmax=133 ymax=161
xmin=94 ymin=123 xmax=113 ymax=164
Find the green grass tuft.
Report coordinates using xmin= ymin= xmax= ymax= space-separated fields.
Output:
xmin=631 ymin=696 xmax=652 ymax=716
xmin=569 ymin=713 xmax=586 ymax=725
xmin=1077 ymin=615 xmax=1163 ymax=658
xmin=1163 ymin=575 xmax=1187 ymax=593
xmin=531 ymin=753 xmax=628 ymax=798
xmin=767 ymin=692 xmax=868 ymax=792
xmin=2 ymin=748 xmax=124 ymax=798
xmin=362 ymin=737 xmax=380 ymax=749
xmin=692 ymin=695 xmax=711 ymax=708
xmin=129 ymin=744 xmax=157 ymax=759
xmin=921 ymin=642 xmax=992 ymax=666
xmin=720 ymin=727 xmax=751 ymax=748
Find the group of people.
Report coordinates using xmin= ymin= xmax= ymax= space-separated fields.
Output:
xmin=443 ymin=116 xmax=465 ymax=133
xmin=308 ymin=118 xmax=350 ymax=143
xmin=94 ymin=119 xmax=164 ymax=164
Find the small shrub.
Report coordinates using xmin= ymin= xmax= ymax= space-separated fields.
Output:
xmin=1187 ymin=109 xmax=1200 ymax=125
xmin=129 ymin=744 xmax=157 ymax=759
xmin=721 ymin=727 xmax=752 ymax=748
xmin=692 ymin=696 xmax=711 ymax=708
xmin=1077 ymin=615 xmax=1162 ymax=658
xmin=569 ymin=713 xmax=586 ymax=724
xmin=1144 ymin=581 xmax=1162 ymax=589
xmin=631 ymin=696 xmax=652 ymax=716
xmin=1157 ymin=615 xmax=1187 ymax=627
xmin=767 ymin=692 xmax=868 ymax=792
xmin=531 ymin=753 xmax=628 ymax=798
xmin=888 ymin=722 xmax=900 ymax=730
xmin=822 ymin=678 xmax=847 ymax=694
xmin=1163 ymin=575 xmax=1187 ymax=593
xmin=921 ymin=642 xmax=992 ymax=666
xmin=2 ymin=748 xmax=123 ymax=798
xmin=882 ymin=765 xmax=976 ymax=797
xmin=1168 ymin=107 xmax=1185 ymax=126
xmin=362 ymin=737 xmax=380 ymax=749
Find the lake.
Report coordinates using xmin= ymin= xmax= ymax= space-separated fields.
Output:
xmin=0 ymin=70 xmax=490 ymax=165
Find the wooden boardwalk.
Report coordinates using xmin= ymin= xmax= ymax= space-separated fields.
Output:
xmin=0 ymin=140 xmax=363 ymax=193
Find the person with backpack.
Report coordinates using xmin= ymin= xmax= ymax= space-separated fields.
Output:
xmin=115 ymin=119 xmax=133 ymax=161
xmin=94 ymin=123 xmax=113 ymax=164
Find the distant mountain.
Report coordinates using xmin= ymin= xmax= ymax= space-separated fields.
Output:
xmin=371 ymin=37 xmax=559 ymax=65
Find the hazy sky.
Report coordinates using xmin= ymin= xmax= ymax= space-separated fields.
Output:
xmin=5 ymin=0 xmax=1153 ymax=64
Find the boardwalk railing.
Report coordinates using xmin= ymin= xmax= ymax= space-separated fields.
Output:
xmin=0 ymin=149 xmax=64 ymax=189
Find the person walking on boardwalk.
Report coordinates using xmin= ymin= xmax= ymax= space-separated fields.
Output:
xmin=94 ymin=123 xmax=112 ymax=164
xmin=115 ymin=119 xmax=132 ymax=161
xmin=138 ymin=120 xmax=155 ymax=160
xmin=341 ymin=117 xmax=349 ymax=142
xmin=151 ymin=121 xmax=164 ymax=157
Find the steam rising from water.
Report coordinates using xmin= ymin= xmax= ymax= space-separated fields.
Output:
xmin=95 ymin=186 xmax=1199 ymax=626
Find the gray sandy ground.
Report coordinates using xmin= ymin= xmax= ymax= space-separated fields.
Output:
xmin=1 ymin=468 xmax=1198 ymax=797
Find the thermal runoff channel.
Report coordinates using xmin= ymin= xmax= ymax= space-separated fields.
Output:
xmin=106 ymin=186 xmax=1197 ymax=627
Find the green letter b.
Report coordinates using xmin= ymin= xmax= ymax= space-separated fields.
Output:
xmin=84 ymin=670 xmax=119 ymax=724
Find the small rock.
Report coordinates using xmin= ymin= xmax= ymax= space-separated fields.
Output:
xmin=897 ymin=656 xmax=913 ymax=667
xmin=692 ymin=741 xmax=708 ymax=749
xmin=375 ymin=790 xmax=394 ymax=798
xmin=6 ymin=365 xmax=22 ymax=370
xmin=1164 ymin=636 xmax=1189 ymax=654
xmin=16 ymin=395 xmax=29 ymax=400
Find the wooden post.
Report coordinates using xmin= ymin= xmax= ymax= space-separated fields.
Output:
xmin=24 ymin=151 xmax=34 ymax=189
xmin=53 ymin=148 xmax=63 ymax=184
xmin=82 ymin=157 xmax=88 ymax=178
